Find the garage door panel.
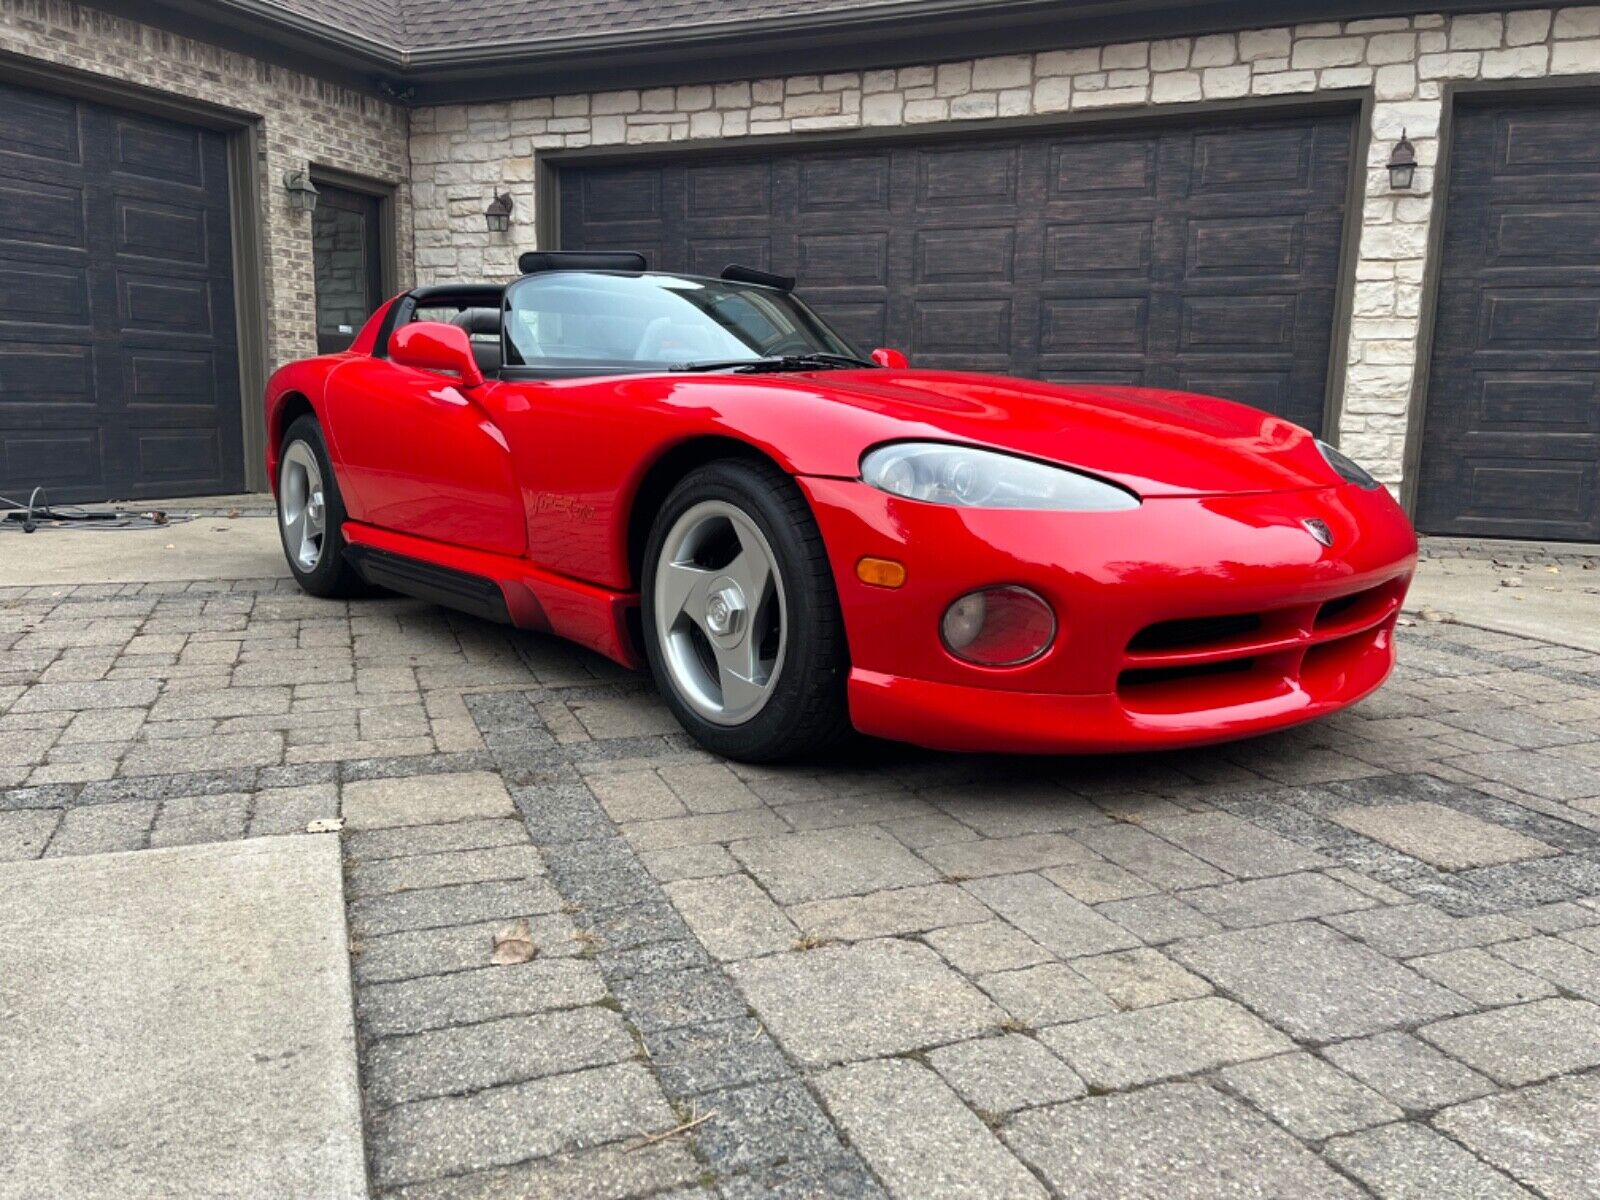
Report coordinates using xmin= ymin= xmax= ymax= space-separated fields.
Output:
xmin=0 ymin=264 xmax=90 ymax=327
xmin=809 ymin=300 xmax=887 ymax=352
xmin=1189 ymin=127 xmax=1315 ymax=195
xmin=1472 ymin=372 xmax=1600 ymax=431
xmin=111 ymin=115 xmax=204 ymax=185
xmin=0 ymin=84 xmax=79 ymax=164
xmin=0 ymin=178 xmax=86 ymax=251
xmin=1489 ymin=205 xmax=1600 ymax=262
xmin=1186 ymin=216 xmax=1305 ymax=277
xmin=114 ymin=195 xmax=214 ymax=266
xmin=1419 ymin=96 xmax=1600 ymax=540
xmin=125 ymin=427 xmax=223 ymax=487
xmin=913 ymin=299 xmax=1011 ymax=356
xmin=118 ymin=274 xmax=217 ymax=336
xmin=1496 ymin=110 xmax=1600 ymax=175
xmin=1453 ymin=457 xmax=1594 ymax=525
xmin=685 ymin=161 xmax=772 ymax=217
xmin=797 ymin=154 xmax=891 ymax=211
xmin=0 ymin=342 xmax=96 ymax=403
xmin=1044 ymin=221 xmax=1154 ymax=278
xmin=0 ymin=430 xmax=103 ymax=489
xmin=1478 ymin=289 xmax=1600 ymax=350
xmin=915 ymin=145 xmax=1019 ymax=207
xmin=1179 ymin=295 xmax=1297 ymax=352
xmin=1049 ymin=137 xmax=1159 ymax=197
xmin=1041 ymin=297 xmax=1149 ymax=353
xmin=0 ymin=83 xmax=241 ymax=501
xmin=123 ymin=349 xmax=225 ymax=409
xmin=561 ymin=109 xmax=1352 ymax=433
xmin=1178 ymin=369 xmax=1293 ymax=414
xmin=797 ymin=232 xmax=887 ymax=284
xmin=914 ymin=227 xmax=1016 ymax=284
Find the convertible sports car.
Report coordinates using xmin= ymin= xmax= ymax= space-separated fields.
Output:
xmin=267 ymin=251 xmax=1417 ymax=761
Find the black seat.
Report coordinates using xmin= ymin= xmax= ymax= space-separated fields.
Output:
xmin=450 ymin=307 xmax=503 ymax=375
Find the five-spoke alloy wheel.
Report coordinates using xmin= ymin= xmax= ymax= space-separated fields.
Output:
xmin=279 ymin=439 xmax=327 ymax=573
xmin=276 ymin=415 xmax=362 ymax=598
xmin=642 ymin=458 xmax=850 ymax=761
xmin=654 ymin=500 xmax=788 ymax=726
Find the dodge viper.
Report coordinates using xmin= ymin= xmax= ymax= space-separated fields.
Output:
xmin=266 ymin=251 xmax=1417 ymax=761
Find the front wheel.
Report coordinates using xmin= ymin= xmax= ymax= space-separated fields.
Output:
xmin=277 ymin=415 xmax=364 ymax=598
xmin=641 ymin=459 xmax=851 ymax=762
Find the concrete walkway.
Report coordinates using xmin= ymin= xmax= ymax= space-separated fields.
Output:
xmin=0 ymin=835 xmax=367 ymax=1199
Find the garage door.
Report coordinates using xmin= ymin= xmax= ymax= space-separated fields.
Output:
xmin=0 ymin=80 xmax=243 ymax=503
xmin=557 ymin=110 xmax=1356 ymax=435
xmin=1416 ymin=96 xmax=1600 ymax=542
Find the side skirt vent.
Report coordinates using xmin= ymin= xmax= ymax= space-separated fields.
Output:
xmin=344 ymin=545 xmax=511 ymax=625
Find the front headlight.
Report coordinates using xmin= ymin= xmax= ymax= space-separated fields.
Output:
xmin=861 ymin=442 xmax=1140 ymax=511
xmin=1315 ymin=439 xmax=1380 ymax=490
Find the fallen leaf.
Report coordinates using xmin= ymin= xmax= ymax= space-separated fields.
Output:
xmin=306 ymin=817 xmax=345 ymax=834
xmin=491 ymin=919 xmax=536 ymax=965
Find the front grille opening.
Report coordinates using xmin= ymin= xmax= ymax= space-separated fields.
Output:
xmin=1314 ymin=584 xmax=1388 ymax=631
xmin=1119 ymin=657 xmax=1256 ymax=689
xmin=1128 ymin=613 xmax=1263 ymax=653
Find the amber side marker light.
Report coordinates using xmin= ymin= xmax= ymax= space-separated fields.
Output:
xmin=857 ymin=557 xmax=907 ymax=588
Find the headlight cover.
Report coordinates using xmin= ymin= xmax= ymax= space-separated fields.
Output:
xmin=861 ymin=442 xmax=1140 ymax=511
xmin=1315 ymin=439 xmax=1381 ymax=490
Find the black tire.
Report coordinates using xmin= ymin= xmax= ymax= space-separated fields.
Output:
xmin=276 ymin=415 xmax=365 ymax=598
xmin=641 ymin=458 xmax=851 ymax=762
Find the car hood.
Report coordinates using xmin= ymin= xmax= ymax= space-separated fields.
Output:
xmin=717 ymin=370 xmax=1340 ymax=497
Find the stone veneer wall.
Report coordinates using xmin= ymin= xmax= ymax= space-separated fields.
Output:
xmin=0 ymin=0 xmax=412 ymax=370
xmin=411 ymin=7 xmax=1600 ymax=486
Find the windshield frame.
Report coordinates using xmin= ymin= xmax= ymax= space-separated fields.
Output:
xmin=497 ymin=270 xmax=865 ymax=380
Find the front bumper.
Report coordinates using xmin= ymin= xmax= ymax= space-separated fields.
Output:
xmin=798 ymin=477 xmax=1417 ymax=754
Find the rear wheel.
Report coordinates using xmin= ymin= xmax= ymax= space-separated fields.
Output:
xmin=277 ymin=415 xmax=363 ymax=598
xmin=641 ymin=459 xmax=851 ymax=761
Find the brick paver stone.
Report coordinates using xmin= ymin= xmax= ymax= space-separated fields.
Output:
xmin=1171 ymin=921 xmax=1471 ymax=1041
xmin=1005 ymin=1083 xmax=1363 ymax=1199
xmin=728 ymin=938 xmax=1005 ymax=1065
xmin=1331 ymin=801 xmax=1556 ymax=870
xmin=1434 ymin=1073 xmax=1600 ymax=1200
xmin=342 ymin=771 xmax=516 ymax=830
xmin=818 ymin=1058 xmax=1048 ymax=1199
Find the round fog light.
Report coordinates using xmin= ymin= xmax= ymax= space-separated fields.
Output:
xmin=940 ymin=586 xmax=1056 ymax=666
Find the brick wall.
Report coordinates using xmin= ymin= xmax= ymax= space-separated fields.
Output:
xmin=410 ymin=7 xmax=1600 ymax=486
xmin=0 ymin=0 xmax=412 ymax=370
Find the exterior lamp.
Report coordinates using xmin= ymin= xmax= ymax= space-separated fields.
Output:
xmin=485 ymin=192 xmax=514 ymax=233
xmin=282 ymin=169 xmax=319 ymax=214
xmin=1387 ymin=131 xmax=1416 ymax=191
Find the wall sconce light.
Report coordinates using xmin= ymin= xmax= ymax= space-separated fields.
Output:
xmin=283 ymin=169 xmax=319 ymax=214
xmin=1387 ymin=131 xmax=1416 ymax=191
xmin=485 ymin=192 xmax=514 ymax=233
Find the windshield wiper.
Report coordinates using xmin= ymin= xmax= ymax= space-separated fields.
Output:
xmin=669 ymin=352 xmax=877 ymax=373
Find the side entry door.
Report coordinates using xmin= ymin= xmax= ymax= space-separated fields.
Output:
xmin=322 ymin=312 xmax=526 ymax=558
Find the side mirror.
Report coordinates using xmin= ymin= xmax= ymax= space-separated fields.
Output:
xmin=390 ymin=321 xmax=484 ymax=388
xmin=871 ymin=347 xmax=909 ymax=369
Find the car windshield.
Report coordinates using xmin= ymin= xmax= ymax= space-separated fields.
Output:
xmin=501 ymin=271 xmax=863 ymax=373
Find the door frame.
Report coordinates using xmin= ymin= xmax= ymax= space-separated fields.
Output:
xmin=0 ymin=49 xmax=272 ymax=491
xmin=537 ymin=90 xmax=1374 ymax=443
xmin=1401 ymin=75 xmax=1600 ymax=519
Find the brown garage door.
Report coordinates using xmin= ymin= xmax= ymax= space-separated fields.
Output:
xmin=557 ymin=110 xmax=1356 ymax=435
xmin=0 ymin=80 xmax=243 ymax=503
xmin=1416 ymin=96 xmax=1600 ymax=542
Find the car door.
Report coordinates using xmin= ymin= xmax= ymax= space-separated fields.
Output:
xmin=321 ymin=352 xmax=527 ymax=558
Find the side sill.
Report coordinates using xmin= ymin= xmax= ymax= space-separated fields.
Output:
xmin=344 ymin=544 xmax=511 ymax=625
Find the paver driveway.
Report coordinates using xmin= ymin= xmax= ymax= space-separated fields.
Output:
xmin=3 ymin=566 xmax=1600 ymax=1198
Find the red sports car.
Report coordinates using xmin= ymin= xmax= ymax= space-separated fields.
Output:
xmin=266 ymin=251 xmax=1417 ymax=761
